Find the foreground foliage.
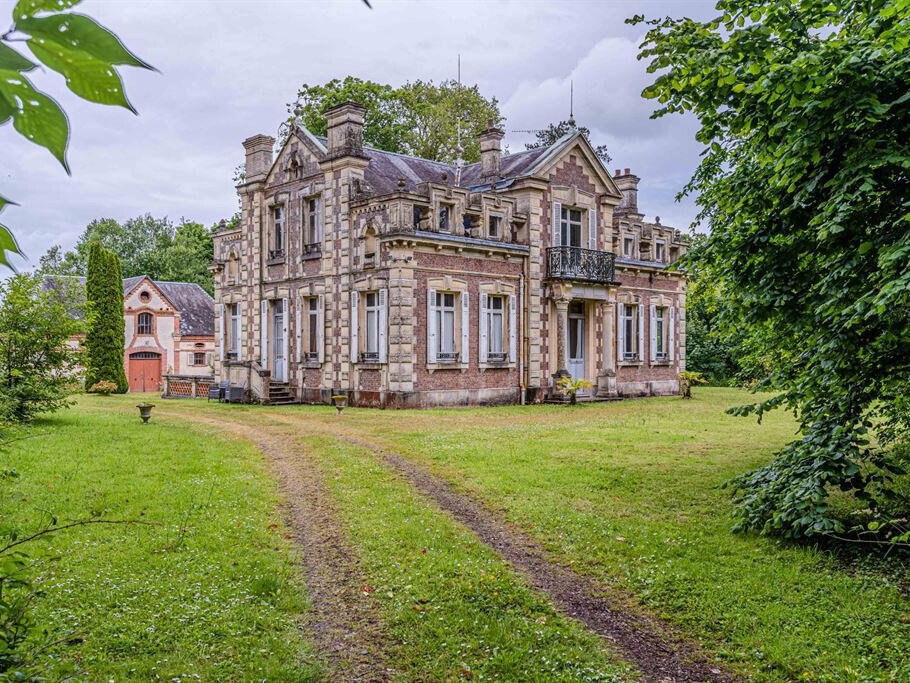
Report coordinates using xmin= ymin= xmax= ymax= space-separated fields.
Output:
xmin=0 ymin=274 xmax=80 ymax=423
xmin=0 ymin=0 xmax=153 ymax=268
xmin=632 ymin=0 xmax=910 ymax=538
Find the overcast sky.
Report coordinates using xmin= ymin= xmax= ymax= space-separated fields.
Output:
xmin=3 ymin=0 xmax=715 ymax=271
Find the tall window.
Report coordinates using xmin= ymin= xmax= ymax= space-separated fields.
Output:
xmin=363 ymin=292 xmax=380 ymax=361
xmin=307 ymin=298 xmax=319 ymax=359
xmin=272 ymin=206 xmax=285 ymax=257
xmin=487 ymin=295 xmax=505 ymax=360
xmin=304 ymin=198 xmax=319 ymax=250
xmin=438 ymin=204 xmax=451 ymax=232
xmin=655 ymin=240 xmax=666 ymax=262
xmin=623 ymin=236 xmax=634 ymax=257
xmin=560 ymin=207 xmax=583 ymax=247
xmin=655 ymin=307 xmax=666 ymax=358
xmin=435 ymin=292 xmax=456 ymax=361
xmin=621 ymin=304 xmax=637 ymax=360
xmin=137 ymin=312 xmax=152 ymax=335
xmin=488 ymin=214 xmax=502 ymax=239
xmin=228 ymin=303 xmax=240 ymax=358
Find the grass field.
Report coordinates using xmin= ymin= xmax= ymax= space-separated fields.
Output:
xmin=4 ymin=388 xmax=909 ymax=681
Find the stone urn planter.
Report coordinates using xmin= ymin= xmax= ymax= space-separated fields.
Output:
xmin=331 ymin=395 xmax=347 ymax=415
xmin=136 ymin=403 xmax=155 ymax=424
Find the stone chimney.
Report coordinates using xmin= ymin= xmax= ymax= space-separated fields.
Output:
xmin=613 ymin=167 xmax=640 ymax=215
xmin=479 ymin=121 xmax=504 ymax=179
xmin=324 ymin=101 xmax=367 ymax=159
xmin=243 ymin=134 xmax=276 ymax=182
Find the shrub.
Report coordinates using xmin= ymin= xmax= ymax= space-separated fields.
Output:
xmin=84 ymin=244 xmax=127 ymax=393
xmin=88 ymin=380 xmax=118 ymax=396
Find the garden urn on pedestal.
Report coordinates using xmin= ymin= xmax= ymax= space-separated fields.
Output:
xmin=136 ymin=403 xmax=155 ymax=424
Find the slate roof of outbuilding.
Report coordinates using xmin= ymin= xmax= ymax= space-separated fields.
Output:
xmin=41 ymin=275 xmax=214 ymax=337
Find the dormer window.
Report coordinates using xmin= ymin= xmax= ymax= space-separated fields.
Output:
xmin=623 ymin=236 xmax=634 ymax=258
xmin=655 ymin=240 xmax=666 ymax=262
xmin=270 ymin=206 xmax=285 ymax=260
xmin=413 ymin=205 xmax=429 ymax=231
xmin=463 ymin=213 xmax=480 ymax=237
xmin=438 ymin=204 xmax=452 ymax=233
xmin=488 ymin=213 xmax=502 ymax=240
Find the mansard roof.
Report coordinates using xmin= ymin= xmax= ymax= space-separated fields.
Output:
xmin=41 ymin=274 xmax=214 ymax=337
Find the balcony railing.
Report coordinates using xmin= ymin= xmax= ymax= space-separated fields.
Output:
xmin=547 ymin=246 xmax=617 ymax=285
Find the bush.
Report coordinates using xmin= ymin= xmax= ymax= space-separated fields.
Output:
xmin=88 ymin=380 xmax=118 ymax=396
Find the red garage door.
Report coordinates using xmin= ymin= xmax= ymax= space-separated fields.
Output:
xmin=128 ymin=352 xmax=161 ymax=393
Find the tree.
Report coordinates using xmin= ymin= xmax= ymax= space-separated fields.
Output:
xmin=0 ymin=274 xmax=81 ymax=423
xmin=162 ymin=221 xmax=215 ymax=294
xmin=525 ymin=120 xmax=612 ymax=164
xmin=84 ymin=243 xmax=127 ymax=393
xmin=0 ymin=0 xmax=154 ymax=269
xmin=287 ymin=77 xmax=503 ymax=163
xmin=631 ymin=0 xmax=910 ymax=539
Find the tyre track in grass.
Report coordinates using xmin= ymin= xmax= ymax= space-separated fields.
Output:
xmin=167 ymin=413 xmax=392 ymax=682
xmin=268 ymin=411 xmax=737 ymax=683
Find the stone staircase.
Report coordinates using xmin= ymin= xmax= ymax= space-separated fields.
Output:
xmin=267 ymin=381 xmax=298 ymax=406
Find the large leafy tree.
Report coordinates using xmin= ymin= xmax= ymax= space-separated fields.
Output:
xmin=0 ymin=273 xmax=81 ymax=423
xmin=84 ymin=243 xmax=127 ymax=393
xmin=288 ymin=76 xmax=503 ymax=163
xmin=632 ymin=0 xmax=910 ymax=538
xmin=0 ymin=0 xmax=153 ymax=268
xmin=525 ymin=120 xmax=612 ymax=164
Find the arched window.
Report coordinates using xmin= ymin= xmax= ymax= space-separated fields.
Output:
xmin=137 ymin=312 xmax=153 ymax=335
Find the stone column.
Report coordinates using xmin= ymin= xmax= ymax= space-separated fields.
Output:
xmin=551 ymin=282 xmax=572 ymax=392
xmin=597 ymin=297 xmax=618 ymax=398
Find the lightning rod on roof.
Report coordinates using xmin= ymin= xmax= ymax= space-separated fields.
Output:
xmin=568 ymin=80 xmax=576 ymax=129
xmin=454 ymin=53 xmax=464 ymax=185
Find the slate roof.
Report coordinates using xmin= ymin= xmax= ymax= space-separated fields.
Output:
xmin=307 ymin=132 xmax=564 ymax=196
xmin=41 ymin=275 xmax=214 ymax=337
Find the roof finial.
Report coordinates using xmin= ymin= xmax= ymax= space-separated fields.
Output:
xmin=568 ymin=80 xmax=576 ymax=129
xmin=454 ymin=53 xmax=464 ymax=186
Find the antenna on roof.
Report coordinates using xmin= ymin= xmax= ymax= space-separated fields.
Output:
xmin=454 ymin=53 xmax=464 ymax=185
xmin=568 ymin=80 xmax=576 ymax=129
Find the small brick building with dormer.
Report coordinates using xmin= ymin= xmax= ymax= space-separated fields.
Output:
xmin=212 ymin=102 xmax=687 ymax=407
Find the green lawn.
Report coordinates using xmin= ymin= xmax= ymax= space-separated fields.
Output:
xmin=2 ymin=397 xmax=321 ymax=681
xmin=6 ymin=389 xmax=909 ymax=681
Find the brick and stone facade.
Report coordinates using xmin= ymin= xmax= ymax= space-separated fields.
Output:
xmin=212 ymin=102 xmax=687 ymax=407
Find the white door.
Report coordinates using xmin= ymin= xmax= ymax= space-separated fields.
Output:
xmin=568 ymin=301 xmax=586 ymax=393
xmin=272 ymin=300 xmax=287 ymax=382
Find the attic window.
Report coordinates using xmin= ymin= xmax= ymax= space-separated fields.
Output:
xmin=413 ymin=205 xmax=429 ymax=230
xmin=438 ymin=204 xmax=452 ymax=233
xmin=463 ymin=213 xmax=480 ymax=237
xmin=194 ymin=343 xmax=204 ymax=349
xmin=139 ymin=291 xmax=150 ymax=303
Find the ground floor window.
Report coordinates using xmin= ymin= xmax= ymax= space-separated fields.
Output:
xmin=306 ymin=298 xmax=319 ymax=360
xmin=486 ymin=295 xmax=505 ymax=360
xmin=435 ymin=292 xmax=456 ymax=361
xmin=621 ymin=304 xmax=639 ymax=360
xmin=363 ymin=291 xmax=380 ymax=361
xmin=228 ymin=303 xmax=240 ymax=359
xmin=655 ymin=307 xmax=667 ymax=359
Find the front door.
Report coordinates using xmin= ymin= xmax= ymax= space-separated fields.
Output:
xmin=568 ymin=301 xmax=586 ymax=393
xmin=128 ymin=352 xmax=161 ymax=392
xmin=272 ymin=300 xmax=287 ymax=382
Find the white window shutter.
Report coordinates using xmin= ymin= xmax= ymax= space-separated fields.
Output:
xmin=508 ymin=293 xmax=518 ymax=363
xmin=649 ymin=304 xmax=657 ymax=362
xmin=637 ymin=303 xmax=645 ymax=361
xmin=295 ymin=300 xmax=301 ymax=362
xmin=552 ymin=201 xmax=562 ymax=247
xmin=669 ymin=306 xmax=676 ymax=363
xmin=460 ymin=290 xmax=470 ymax=364
xmin=217 ymin=304 xmax=225 ymax=361
xmin=316 ymin=294 xmax=325 ymax=363
xmin=317 ymin=197 xmax=324 ymax=242
xmin=281 ymin=298 xmax=289 ymax=373
xmin=588 ymin=207 xmax=597 ymax=249
xmin=238 ymin=305 xmax=244 ymax=361
xmin=378 ymin=288 xmax=388 ymax=363
xmin=350 ymin=290 xmax=359 ymax=363
xmin=617 ymin=305 xmax=624 ymax=359
xmin=260 ymin=299 xmax=268 ymax=365
xmin=479 ymin=293 xmax=488 ymax=364
xmin=427 ymin=288 xmax=437 ymax=363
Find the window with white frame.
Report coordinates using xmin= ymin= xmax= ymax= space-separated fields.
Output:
xmin=488 ymin=213 xmax=502 ymax=239
xmin=486 ymin=295 xmax=506 ymax=361
xmin=621 ymin=304 xmax=638 ymax=360
xmin=655 ymin=307 xmax=666 ymax=358
xmin=363 ymin=292 xmax=380 ymax=361
xmin=435 ymin=292 xmax=457 ymax=361
xmin=193 ymin=351 xmax=206 ymax=366
xmin=270 ymin=206 xmax=285 ymax=258
xmin=228 ymin=303 xmax=240 ymax=359
xmin=560 ymin=207 xmax=583 ymax=247
xmin=306 ymin=298 xmax=319 ymax=360
xmin=655 ymin=239 xmax=666 ymax=262
xmin=303 ymin=198 xmax=319 ymax=254
xmin=623 ymin=235 xmax=634 ymax=258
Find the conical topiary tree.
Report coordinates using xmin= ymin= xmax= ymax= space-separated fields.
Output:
xmin=84 ymin=243 xmax=128 ymax=393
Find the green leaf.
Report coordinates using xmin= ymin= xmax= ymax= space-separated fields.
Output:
xmin=0 ymin=224 xmax=22 ymax=270
xmin=857 ymin=241 xmax=874 ymax=254
xmin=15 ymin=13 xmax=153 ymax=70
xmin=28 ymin=38 xmax=135 ymax=111
xmin=0 ymin=95 xmax=13 ymax=126
xmin=13 ymin=0 xmax=81 ymax=21
xmin=0 ymin=43 xmax=37 ymax=72
xmin=0 ymin=69 xmax=70 ymax=171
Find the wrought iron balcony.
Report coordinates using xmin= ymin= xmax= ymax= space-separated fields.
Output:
xmin=547 ymin=246 xmax=617 ymax=285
